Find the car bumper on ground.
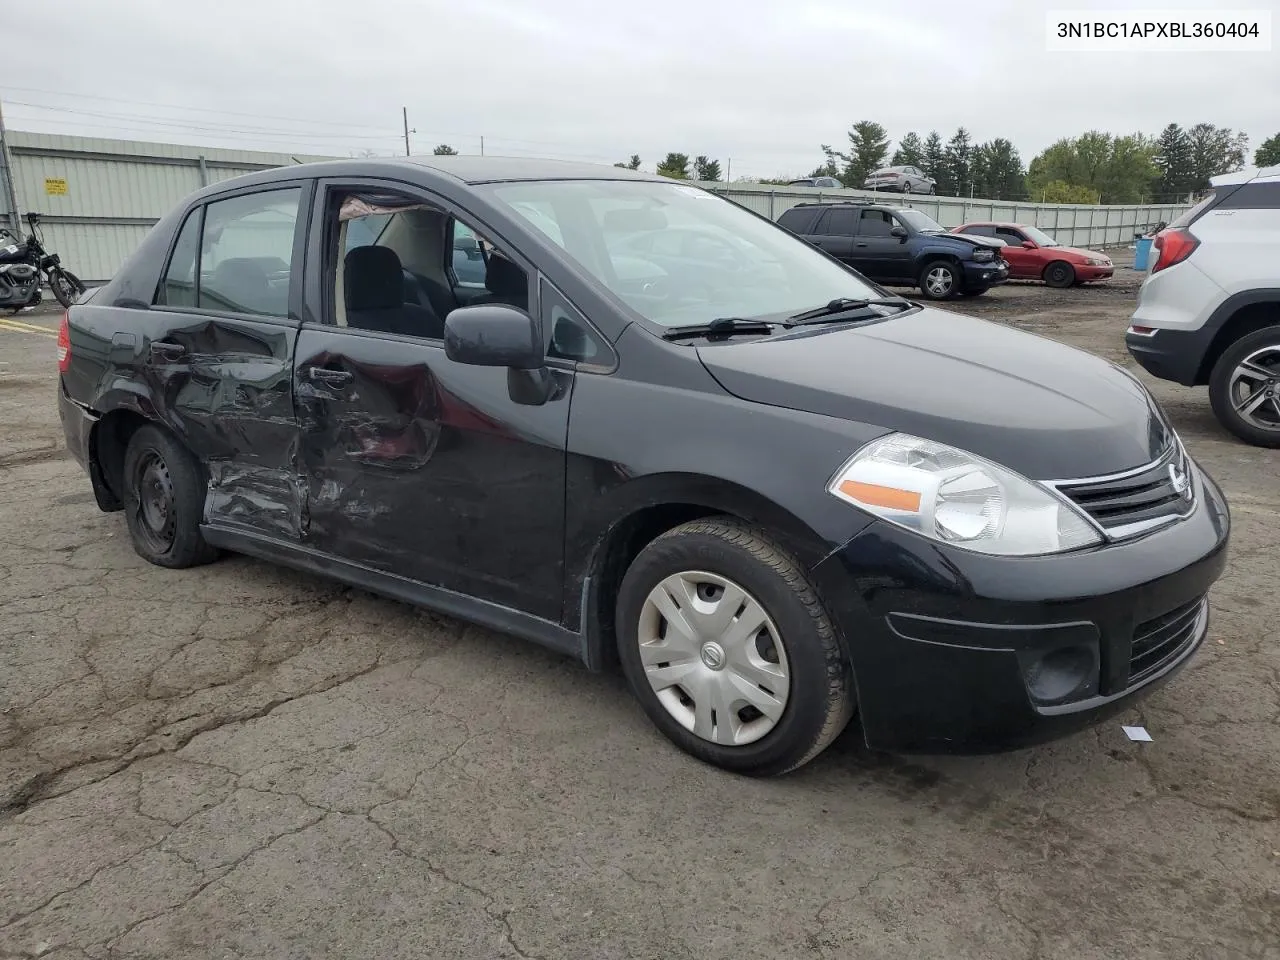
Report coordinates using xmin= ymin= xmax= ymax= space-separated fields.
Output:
xmin=812 ymin=461 xmax=1230 ymax=754
xmin=962 ymin=261 xmax=1009 ymax=288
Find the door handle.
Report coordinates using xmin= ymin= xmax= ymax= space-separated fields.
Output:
xmin=149 ymin=341 xmax=186 ymax=361
xmin=855 ymin=242 xmax=868 ymax=247
xmin=305 ymin=366 xmax=353 ymax=387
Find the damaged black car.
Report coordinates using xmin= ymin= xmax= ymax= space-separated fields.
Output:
xmin=58 ymin=157 xmax=1229 ymax=775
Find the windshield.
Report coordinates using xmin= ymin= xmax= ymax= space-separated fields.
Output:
xmin=1021 ymin=225 xmax=1060 ymax=247
xmin=486 ymin=180 xmax=880 ymax=326
xmin=896 ymin=209 xmax=944 ymax=233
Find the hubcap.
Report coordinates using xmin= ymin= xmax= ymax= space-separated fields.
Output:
xmin=637 ymin=571 xmax=790 ymax=747
xmin=134 ymin=452 xmax=177 ymax=551
xmin=1227 ymin=347 xmax=1280 ymax=431
xmin=926 ymin=267 xmax=953 ymax=296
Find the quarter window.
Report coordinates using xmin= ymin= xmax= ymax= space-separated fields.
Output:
xmin=198 ymin=188 xmax=301 ymax=317
xmin=157 ymin=209 xmax=201 ymax=307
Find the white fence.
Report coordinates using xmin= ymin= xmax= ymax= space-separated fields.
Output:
xmin=698 ymin=182 xmax=1191 ymax=249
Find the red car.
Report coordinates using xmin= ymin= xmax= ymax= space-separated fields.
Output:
xmin=951 ymin=222 xmax=1114 ymax=287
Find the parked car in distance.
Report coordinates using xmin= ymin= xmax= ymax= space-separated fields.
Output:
xmin=59 ymin=157 xmax=1228 ymax=776
xmin=953 ymin=222 xmax=1114 ymax=287
xmin=778 ymin=200 xmax=1008 ymax=299
xmin=863 ymin=166 xmax=936 ymax=194
xmin=787 ymin=176 xmax=843 ymax=189
xmin=1126 ymin=164 xmax=1280 ymax=447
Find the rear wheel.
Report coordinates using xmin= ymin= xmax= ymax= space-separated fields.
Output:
xmin=122 ymin=425 xmax=219 ymax=567
xmin=1208 ymin=327 xmax=1280 ymax=447
xmin=1043 ymin=261 xmax=1075 ymax=288
xmin=918 ymin=260 xmax=960 ymax=300
xmin=615 ymin=518 xmax=854 ymax=776
xmin=48 ymin=267 xmax=85 ymax=308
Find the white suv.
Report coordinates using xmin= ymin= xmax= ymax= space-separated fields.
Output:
xmin=1126 ymin=165 xmax=1280 ymax=446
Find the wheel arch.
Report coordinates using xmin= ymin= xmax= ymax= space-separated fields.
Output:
xmin=573 ymin=473 xmax=844 ymax=673
xmin=1196 ymin=296 xmax=1280 ymax=385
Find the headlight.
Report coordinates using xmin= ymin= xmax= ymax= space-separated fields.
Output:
xmin=827 ymin=434 xmax=1102 ymax=556
xmin=971 ymin=249 xmax=994 ymax=262
xmin=1086 ymin=258 xmax=1107 ymax=266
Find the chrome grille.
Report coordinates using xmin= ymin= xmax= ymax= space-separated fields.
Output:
xmin=1129 ymin=597 xmax=1206 ymax=684
xmin=1049 ymin=445 xmax=1194 ymax=539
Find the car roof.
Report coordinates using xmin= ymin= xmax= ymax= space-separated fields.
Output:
xmin=790 ymin=201 xmax=904 ymax=212
xmin=961 ymin=221 xmax=1027 ymax=229
xmin=189 ymin=155 xmax=664 ymax=195
xmin=1211 ymin=163 xmax=1280 ymax=187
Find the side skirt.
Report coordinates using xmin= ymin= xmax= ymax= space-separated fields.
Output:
xmin=201 ymin=523 xmax=585 ymax=662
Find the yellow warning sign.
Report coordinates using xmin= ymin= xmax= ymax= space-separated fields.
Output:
xmin=44 ymin=178 xmax=68 ymax=196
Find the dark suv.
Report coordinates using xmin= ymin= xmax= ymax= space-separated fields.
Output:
xmin=778 ymin=201 xmax=1009 ymax=300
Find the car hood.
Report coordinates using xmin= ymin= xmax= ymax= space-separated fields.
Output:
xmin=697 ymin=308 xmax=1172 ymax=480
xmin=1054 ymin=246 xmax=1108 ymax=261
xmin=931 ymin=232 xmax=1005 ymax=251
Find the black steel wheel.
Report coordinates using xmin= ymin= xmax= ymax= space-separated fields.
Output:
xmin=122 ymin=425 xmax=219 ymax=568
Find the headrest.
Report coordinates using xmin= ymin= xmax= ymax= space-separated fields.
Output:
xmin=345 ymin=245 xmax=403 ymax=311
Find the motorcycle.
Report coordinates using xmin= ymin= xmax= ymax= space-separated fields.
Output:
xmin=0 ymin=212 xmax=86 ymax=312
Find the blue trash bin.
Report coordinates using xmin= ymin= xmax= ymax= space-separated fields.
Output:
xmin=1134 ymin=237 xmax=1153 ymax=271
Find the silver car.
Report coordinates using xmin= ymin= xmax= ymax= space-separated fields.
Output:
xmin=863 ymin=166 xmax=936 ymax=194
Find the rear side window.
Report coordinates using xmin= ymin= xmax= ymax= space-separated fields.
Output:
xmin=158 ymin=210 xmax=201 ymax=307
xmin=962 ymin=225 xmax=996 ymax=238
xmin=822 ymin=208 xmax=857 ymax=237
xmin=199 ymin=188 xmax=301 ymax=317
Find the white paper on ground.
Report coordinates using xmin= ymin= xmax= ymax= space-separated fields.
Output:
xmin=1122 ymin=725 xmax=1153 ymax=742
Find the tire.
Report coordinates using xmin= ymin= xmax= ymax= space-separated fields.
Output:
xmin=615 ymin=518 xmax=854 ymax=777
xmin=900 ymin=181 xmax=912 ymax=194
xmin=1208 ymin=326 xmax=1280 ymax=447
xmin=1043 ymin=261 xmax=1075 ymax=289
xmin=122 ymin=425 xmax=219 ymax=568
xmin=918 ymin=260 xmax=960 ymax=300
xmin=48 ymin=267 xmax=86 ymax=308
xmin=928 ymin=185 xmax=936 ymax=195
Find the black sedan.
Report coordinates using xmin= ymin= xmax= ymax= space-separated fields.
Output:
xmin=58 ymin=157 xmax=1229 ymax=775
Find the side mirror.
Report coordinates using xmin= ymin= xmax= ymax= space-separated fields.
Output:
xmin=1022 ymin=240 xmax=1037 ymax=249
xmin=890 ymin=225 xmax=908 ymax=239
xmin=444 ymin=304 xmax=544 ymax=370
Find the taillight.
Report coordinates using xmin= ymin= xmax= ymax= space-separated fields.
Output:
xmin=57 ymin=311 xmax=71 ymax=373
xmin=1150 ymin=227 xmax=1199 ymax=273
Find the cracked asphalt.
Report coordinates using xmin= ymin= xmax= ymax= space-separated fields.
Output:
xmin=2 ymin=258 xmax=1279 ymax=960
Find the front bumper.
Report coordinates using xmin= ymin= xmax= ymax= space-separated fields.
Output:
xmin=962 ymin=260 xmax=1009 ymax=288
xmin=811 ymin=462 xmax=1230 ymax=753
xmin=1077 ymin=264 xmax=1114 ymax=281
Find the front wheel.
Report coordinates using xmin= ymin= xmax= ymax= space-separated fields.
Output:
xmin=1042 ymin=261 xmax=1075 ymax=289
xmin=918 ymin=260 xmax=960 ymax=300
xmin=48 ymin=267 xmax=85 ymax=308
xmin=1208 ymin=327 xmax=1280 ymax=447
xmin=615 ymin=518 xmax=854 ymax=776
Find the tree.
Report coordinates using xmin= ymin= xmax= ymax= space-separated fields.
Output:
xmin=1039 ymin=181 xmax=1100 ymax=204
xmin=820 ymin=120 xmax=890 ymax=186
xmin=982 ymin=139 xmax=1025 ymax=200
xmin=945 ymin=127 xmax=974 ymax=196
xmin=1154 ymin=124 xmax=1194 ymax=201
xmin=891 ymin=132 xmax=925 ymax=168
xmin=694 ymin=156 xmax=722 ymax=181
xmin=1188 ymin=123 xmax=1247 ymax=191
xmin=1026 ymin=132 xmax=1157 ymax=203
xmin=613 ymin=154 xmax=642 ymax=170
xmin=921 ymin=131 xmax=949 ymax=194
xmin=1256 ymin=134 xmax=1280 ymax=168
xmin=656 ymin=152 xmax=691 ymax=179
xmin=433 ymin=144 xmax=458 ymax=156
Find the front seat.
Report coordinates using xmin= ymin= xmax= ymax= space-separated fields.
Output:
xmin=480 ymin=254 xmax=528 ymax=309
xmin=344 ymin=246 xmax=442 ymax=339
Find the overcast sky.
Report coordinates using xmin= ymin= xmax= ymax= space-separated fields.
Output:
xmin=3 ymin=0 xmax=1276 ymax=178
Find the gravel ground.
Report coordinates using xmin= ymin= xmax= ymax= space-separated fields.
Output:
xmin=2 ymin=260 xmax=1278 ymax=959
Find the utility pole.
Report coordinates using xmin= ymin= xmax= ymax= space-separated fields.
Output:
xmin=480 ymin=136 xmax=484 ymax=157
xmin=402 ymin=107 xmax=415 ymax=156
xmin=726 ymin=158 xmax=731 ymax=182
xmin=0 ymin=97 xmax=22 ymax=237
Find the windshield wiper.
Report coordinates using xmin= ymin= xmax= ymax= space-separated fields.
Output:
xmin=662 ymin=317 xmax=778 ymax=341
xmin=788 ymin=297 xmax=914 ymax=324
